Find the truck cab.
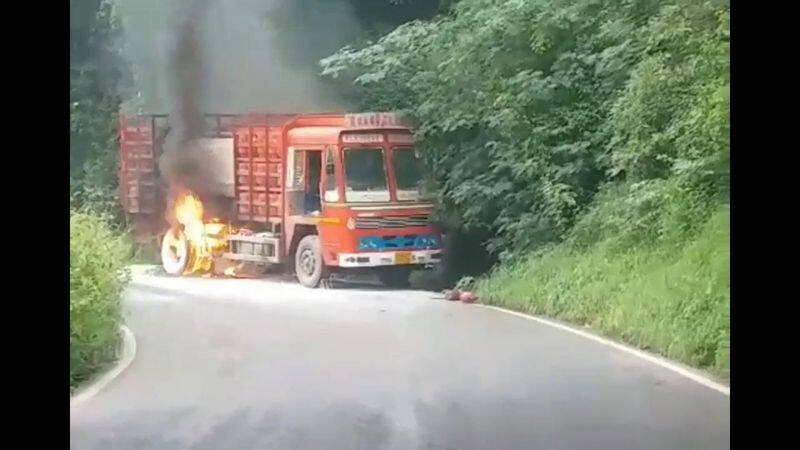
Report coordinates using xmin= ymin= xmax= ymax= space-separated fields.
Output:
xmin=279 ymin=113 xmax=442 ymax=287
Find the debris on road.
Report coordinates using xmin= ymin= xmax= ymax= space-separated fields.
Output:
xmin=443 ymin=289 xmax=461 ymax=301
xmin=459 ymin=291 xmax=479 ymax=304
xmin=441 ymin=289 xmax=479 ymax=304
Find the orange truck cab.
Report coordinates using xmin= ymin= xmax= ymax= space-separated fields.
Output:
xmin=119 ymin=111 xmax=443 ymax=288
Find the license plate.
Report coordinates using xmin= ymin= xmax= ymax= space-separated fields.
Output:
xmin=395 ymin=252 xmax=412 ymax=265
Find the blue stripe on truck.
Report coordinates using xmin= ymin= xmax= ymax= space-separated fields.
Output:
xmin=358 ymin=235 xmax=441 ymax=251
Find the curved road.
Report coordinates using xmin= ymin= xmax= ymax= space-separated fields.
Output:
xmin=70 ymin=266 xmax=730 ymax=450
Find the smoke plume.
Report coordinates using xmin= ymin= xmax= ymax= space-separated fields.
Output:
xmin=158 ymin=0 xmax=214 ymax=205
xmin=115 ymin=0 xmax=361 ymax=113
xmin=113 ymin=0 xmax=362 ymax=220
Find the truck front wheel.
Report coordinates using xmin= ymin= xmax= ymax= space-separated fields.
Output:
xmin=295 ymin=235 xmax=328 ymax=288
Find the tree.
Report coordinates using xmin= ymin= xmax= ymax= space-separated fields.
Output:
xmin=70 ymin=0 xmax=131 ymax=220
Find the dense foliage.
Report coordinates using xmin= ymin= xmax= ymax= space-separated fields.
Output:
xmin=70 ymin=0 xmax=131 ymax=222
xmin=322 ymin=0 xmax=729 ymax=261
xmin=70 ymin=212 xmax=131 ymax=390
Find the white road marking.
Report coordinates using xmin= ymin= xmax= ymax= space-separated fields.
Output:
xmin=478 ymin=304 xmax=730 ymax=396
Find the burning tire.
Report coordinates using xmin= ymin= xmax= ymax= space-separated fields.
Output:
xmin=295 ymin=235 xmax=328 ymax=288
xmin=161 ymin=228 xmax=193 ymax=276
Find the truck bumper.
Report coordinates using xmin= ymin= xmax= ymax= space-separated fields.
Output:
xmin=337 ymin=249 xmax=443 ymax=268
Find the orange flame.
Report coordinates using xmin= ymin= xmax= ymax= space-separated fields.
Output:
xmin=175 ymin=193 xmax=205 ymax=243
xmin=172 ymin=192 xmax=228 ymax=274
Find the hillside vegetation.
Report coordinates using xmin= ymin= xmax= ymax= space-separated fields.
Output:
xmin=323 ymin=0 xmax=730 ymax=376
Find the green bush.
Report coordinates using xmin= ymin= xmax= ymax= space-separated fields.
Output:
xmin=70 ymin=211 xmax=132 ymax=390
xmin=568 ymin=177 xmax=717 ymax=252
xmin=69 ymin=154 xmax=125 ymax=228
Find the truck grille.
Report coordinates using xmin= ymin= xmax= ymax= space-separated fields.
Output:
xmin=355 ymin=215 xmax=430 ymax=230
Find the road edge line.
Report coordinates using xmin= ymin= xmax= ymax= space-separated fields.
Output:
xmin=70 ymin=324 xmax=137 ymax=407
xmin=477 ymin=304 xmax=730 ymax=396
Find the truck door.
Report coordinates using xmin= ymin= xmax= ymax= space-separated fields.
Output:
xmin=318 ymin=145 xmax=344 ymax=266
xmin=286 ymin=147 xmax=324 ymax=217
xmin=322 ymin=146 xmax=340 ymax=203
xmin=305 ymin=151 xmax=322 ymax=215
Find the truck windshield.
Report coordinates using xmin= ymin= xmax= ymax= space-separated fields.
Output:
xmin=393 ymin=147 xmax=430 ymax=201
xmin=343 ymin=148 xmax=390 ymax=202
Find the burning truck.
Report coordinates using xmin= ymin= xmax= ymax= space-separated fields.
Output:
xmin=119 ymin=111 xmax=443 ymax=288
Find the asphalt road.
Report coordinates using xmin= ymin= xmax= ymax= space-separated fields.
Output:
xmin=70 ymin=266 xmax=730 ymax=450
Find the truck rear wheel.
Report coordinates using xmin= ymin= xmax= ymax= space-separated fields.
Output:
xmin=295 ymin=235 xmax=328 ymax=288
xmin=161 ymin=228 xmax=192 ymax=276
xmin=378 ymin=267 xmax=412 ymax=289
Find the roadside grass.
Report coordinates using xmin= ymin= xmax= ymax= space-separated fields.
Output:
xmin=477 ymin=207 xmax=730 ymax=379
xmin=70 ymin=211 xmax=132 ymax=391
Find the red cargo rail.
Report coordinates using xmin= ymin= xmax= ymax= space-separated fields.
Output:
xmin=119 ymin=116 xmax=158 ymax=215
xmin=231 ymin=115 xmax=295 ymax=226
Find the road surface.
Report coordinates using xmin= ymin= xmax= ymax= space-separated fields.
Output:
xmin=70 ymin=266 xmax=730 ymax=450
